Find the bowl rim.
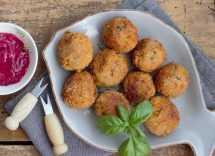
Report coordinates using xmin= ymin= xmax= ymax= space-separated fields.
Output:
xmin=42 ymin=9 xmax=204 ymax=154
xmin=0 ymin=22 xmax=38 ymax=95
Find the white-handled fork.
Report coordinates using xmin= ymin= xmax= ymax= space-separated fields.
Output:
xmin=4 ymin=78 xmax=48 ymax=131
xmin=40 ymin=94 xmax=68 ymax=155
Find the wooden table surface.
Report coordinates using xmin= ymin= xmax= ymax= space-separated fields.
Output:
xmin=0 ymin=0 xmax=215 ymax=155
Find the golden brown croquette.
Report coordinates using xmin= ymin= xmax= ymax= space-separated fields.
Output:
xmin=62 ymin=71 xmax=97 ymax=109
xmin=154 ymin=62 xmax=189 ymax=98
xmin=145 ymin=96 xmax=180 ymax=136
xmin=123 ymin=71 xmax=155 ymax=105
xmin=90 ymin=49 xmax=128 ymax=86
xmin=94 ymin=91 xmax=129 ymax=117
xmin=57 ymin=32 xmax=93 ymax=71
xmin=133 ymin=38 xmax=167 ymax=73
xmin=102 ymin=17 xmax=138 ymax=53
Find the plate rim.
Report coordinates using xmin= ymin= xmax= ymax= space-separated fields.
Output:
xmin=42 ymin=9 xmax=208 ymax=153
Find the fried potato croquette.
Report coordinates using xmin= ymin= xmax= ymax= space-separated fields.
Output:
xmin=123 ymin=71 xmax=155 ymax=105
xmin=90 ymin=49 xmax=128 ymax=86
xmin=133 ymin=38 xmax=167 ymax=73
xmin=155 ymin=62 xmax=189 ymax=98
xmin=62 ymin=71 xmax=97 ymax=109
xmin=102 ymin=17 xmax=138 ymax=53
xmin=145 ymin=96 xmax=180 ymax=136
xmin=94 ymin=91 xmax=129 ymax=117
xmin=57 ymin=32 xmax=93 ymax=71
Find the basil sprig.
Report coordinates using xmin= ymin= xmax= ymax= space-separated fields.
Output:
xmin=96 ymin=100 xmax=153 ymax=156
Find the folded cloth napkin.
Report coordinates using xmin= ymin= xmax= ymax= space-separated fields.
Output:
xmin=5 ymin=0 xmax=215 ymax=156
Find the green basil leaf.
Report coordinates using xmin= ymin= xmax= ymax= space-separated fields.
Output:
xmin=132 ymin=135 xmax=151 ymax=156
xmin=118 ymin=137 xmax=134 ymax=156
xmin=117 ymin=105 xmax=129 ymax=122
xmin=127 ymin=126 xmax=146 ymax=139
xmin=119 ymin=135 xmax=151 ymax=156
xmin=96 ymin=115 xmax=126 ymax=136
xmin=129 ymin=101 xmax=153 ymax=125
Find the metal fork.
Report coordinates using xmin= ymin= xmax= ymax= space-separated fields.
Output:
xmin=4 ymin=78 xmax=48 ymax=131
xmin=40 ymin=95 xmax=68 ymax=155
xmin=31 ymin=78 xmax=48 ymax=97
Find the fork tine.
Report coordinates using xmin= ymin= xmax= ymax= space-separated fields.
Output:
xmin=40 ymin=95 xmax=54 ymax=115
xmin=47 ymin=94 xmax=51 ymax=105
xmin=37 ymin=78 xmax=44 ymax=88
xmin=41 ymin=83 xmax=48 ymax=91
xmin=40 ymin=96 xmax=46 ymax=106
xmin=46 ymin=94 xmax=53 ymax=109
xmin=40 ymin=96 xmax=49 ymax=115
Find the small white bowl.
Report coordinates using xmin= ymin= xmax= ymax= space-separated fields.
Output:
xmin=0 ymin=23 xmax=38 ymax=95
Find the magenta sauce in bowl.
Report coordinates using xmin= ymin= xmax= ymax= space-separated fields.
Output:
xmin=0 ymin=33 xmax=30 ymax=86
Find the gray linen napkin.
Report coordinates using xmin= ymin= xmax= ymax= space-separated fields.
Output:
xmin=5 ymin=0 xmax=215 ymax=156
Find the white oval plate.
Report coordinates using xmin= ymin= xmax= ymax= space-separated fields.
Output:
xmin=43 ymin=10 xmax=215 ymax=156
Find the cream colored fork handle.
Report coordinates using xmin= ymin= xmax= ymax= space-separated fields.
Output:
xmin=4 ymin=93 xmax=38 ymax=131
xmin=45 ymin=114 xmax=68 ymax=155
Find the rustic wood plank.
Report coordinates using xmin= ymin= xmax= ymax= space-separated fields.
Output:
xmin=151 ymin=144 xmax=194 ymax=156
xmin=0 ymin=145 xmax=39 ymax=156
xmin=0 ymin=0 xmax=215 ymax=156
xmin=0 ymin=144 xmax=212 ymax=156
xmin=0 ymin=144 xmax=194 ymax=156
xmin=157 ymin=0 xmax=215 ymax=61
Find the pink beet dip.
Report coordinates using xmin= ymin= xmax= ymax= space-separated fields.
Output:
xmin=0 ymin=33 xmax=30 ymax=86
